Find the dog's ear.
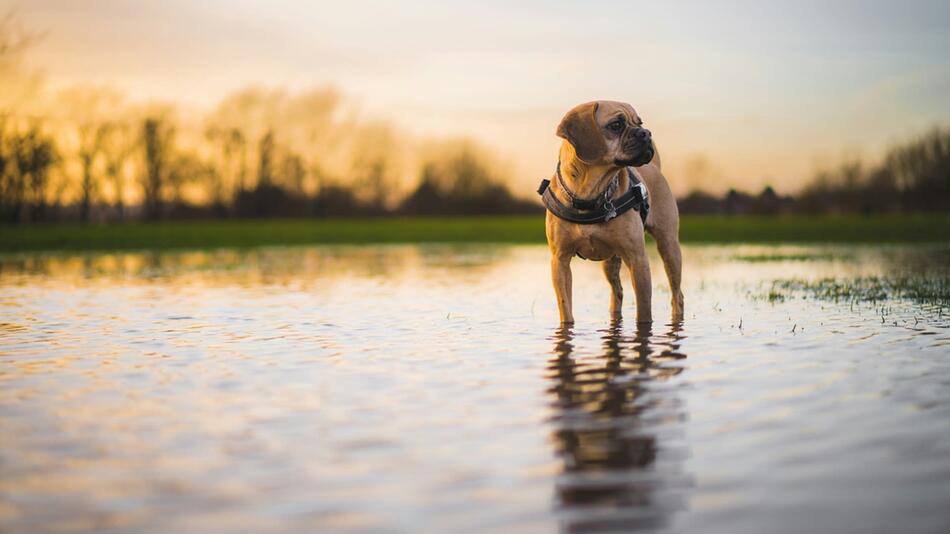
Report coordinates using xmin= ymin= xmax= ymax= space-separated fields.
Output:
xmin=557 ymin=102 xmax=607 ymax=164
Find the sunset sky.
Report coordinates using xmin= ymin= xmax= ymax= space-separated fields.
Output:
xmin=8 ymin=0 xmax=950 ymax=194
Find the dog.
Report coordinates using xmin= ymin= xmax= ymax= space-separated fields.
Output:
xmin=543 ymin=100 xmax=683 ymax=324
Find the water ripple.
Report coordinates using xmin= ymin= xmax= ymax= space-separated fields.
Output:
xmin=1 ymin=244 xmax=948 ymax=533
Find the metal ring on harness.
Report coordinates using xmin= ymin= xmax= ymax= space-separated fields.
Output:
xmin=537 ymin=167 xmax=649 ymax=226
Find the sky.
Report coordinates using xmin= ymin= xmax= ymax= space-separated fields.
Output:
xmin=6 ymin=0 xmax=950 ymax=194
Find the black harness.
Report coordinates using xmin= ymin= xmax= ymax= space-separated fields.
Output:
xmin=537 ymin=163 xmax=649 ymax=225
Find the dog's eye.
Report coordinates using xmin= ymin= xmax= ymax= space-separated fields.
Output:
xmin=607 ymin=120 xmax=624 ymax=132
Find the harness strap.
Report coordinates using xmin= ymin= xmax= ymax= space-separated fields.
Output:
xmin=538 ymin=168 xmax=649 ymax=225
xmin=555 ymin=161 xmax=619 ymax=211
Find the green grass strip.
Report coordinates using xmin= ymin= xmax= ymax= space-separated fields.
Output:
xmin=1 ymin=214 xmax=947 ymax=253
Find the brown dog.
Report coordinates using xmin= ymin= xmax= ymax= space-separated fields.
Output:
xmin=544 ymin=100 xmax=683 ymax=324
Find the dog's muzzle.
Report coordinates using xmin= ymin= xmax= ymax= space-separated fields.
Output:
xmin=617 ymin=127 xmax=654 ymax=167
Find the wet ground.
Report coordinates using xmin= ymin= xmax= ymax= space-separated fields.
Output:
xmin=1 ymin=244 xmax=948 ymax=533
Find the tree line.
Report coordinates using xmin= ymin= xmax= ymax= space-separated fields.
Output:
xmin=0 ymin=113 xmax=541 ymax=224
xmin=679 ymin=127 xmax=950 ymax=215
xmin=0 ymin=14 xmax=537 ymax=225
xmin=3 ymin=117 xmax=947 ymax=223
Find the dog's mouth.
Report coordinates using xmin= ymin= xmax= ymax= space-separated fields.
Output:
xmin=615 ymin=145 xmax=654 ymax=167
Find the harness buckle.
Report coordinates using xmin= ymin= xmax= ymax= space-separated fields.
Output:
xmin=636 ymin=181 xmax=648 ymax=200
xmin=603 ymin=198 xmax=617 ymax=222
xmin=537 ymin=179 xmax=551 ymax=196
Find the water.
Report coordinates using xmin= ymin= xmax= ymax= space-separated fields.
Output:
xmin=1 ymin=244 xmax=949 ymax=533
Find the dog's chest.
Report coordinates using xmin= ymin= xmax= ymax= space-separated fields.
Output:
xmin=574 ymin=234 xmax=617 ymax=261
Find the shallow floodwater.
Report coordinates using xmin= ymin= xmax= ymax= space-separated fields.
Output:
xmin=1 ymin=244 xmax=949 ymax=533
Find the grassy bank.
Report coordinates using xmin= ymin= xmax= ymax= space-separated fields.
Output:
xmin=1 ymin=214 xmax=948 ymax=252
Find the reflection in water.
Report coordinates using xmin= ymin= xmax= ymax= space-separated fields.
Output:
xmin=548 ymin=323 xmax=690 ymax=532
xmin=3 ymin=244 xmax=948 ymax=532
xmin=0 ymin=244 xmax=515 ymax=289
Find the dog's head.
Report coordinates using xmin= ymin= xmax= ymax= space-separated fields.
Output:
xmin=557 ymin=100 xmax=654 ymax=167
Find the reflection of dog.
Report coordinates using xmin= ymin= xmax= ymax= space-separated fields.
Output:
xmin=548 ymin=324 xmax=688 ymax=530
xmin=543 ymin=101 xmax=684 ymax=324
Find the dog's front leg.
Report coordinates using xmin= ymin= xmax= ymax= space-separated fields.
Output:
xmin=622 ymin=244 xmax=652 ymax=324
xmin=551 ymin=253 xmax=574 ymax=324
xmin=603 ymin=256 xmax=623 ymax=319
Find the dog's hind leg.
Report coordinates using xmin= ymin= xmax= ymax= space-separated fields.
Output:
xmin=603 ymin=256 xmax=623 ymax=319
xmin=648 ymin=227 xmax=684 ymax=322
xmin=621 ymin=243 xmax=653 ymax=324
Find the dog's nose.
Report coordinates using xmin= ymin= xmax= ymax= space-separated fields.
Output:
xmin=634 ymin=128 xmax=652 ymax=141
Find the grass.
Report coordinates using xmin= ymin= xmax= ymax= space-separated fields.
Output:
xmin=768 ymin=276 xmax=950 ymax=306
xmin=734 ymin=253 xmax=842 ymax=263
xmin=1 ymin=213 xmax=948 ymax=253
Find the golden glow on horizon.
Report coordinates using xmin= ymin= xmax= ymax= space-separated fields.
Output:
xmin=4 ymin=0 xmax=950 ymax=195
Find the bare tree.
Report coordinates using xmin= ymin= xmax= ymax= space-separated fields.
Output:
xmin=0 ymin=117 xmax=20 ymax=222
xmin=257 ymin=129 xmax=275 ymax=188
xmin=0 ymin=10 xmax=39 ymax=58
xmin=22 ymin=127 xmax=56 ymax=222
xmin=142 ymin=117 xmax=174 ymax=220
xmin=281 ymin=152 xmax=306 ymax=194
xmin=205 ymin=126 xmax=249 ymax=213
xmin=203 ymin=126 xmax=226 ymax=211
xmin=0 ymin=12 xmax=46 ymax=130
xmin=51 ymin=87 xmax=126 ymax=223
xmin=355 ymin=157 xmax=388 ymax=212
xmin=101 ymin=122 xmax=137 ymax=220
xmin=0 ymin=119 xmax=57 ymax=223
xmin=228 ymin=128 xmax=248 ymax=197
xmin=167 ymin=151 xmax=212 ymax=210
xmin=76 ymin=123 xmax=108 ymax=223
